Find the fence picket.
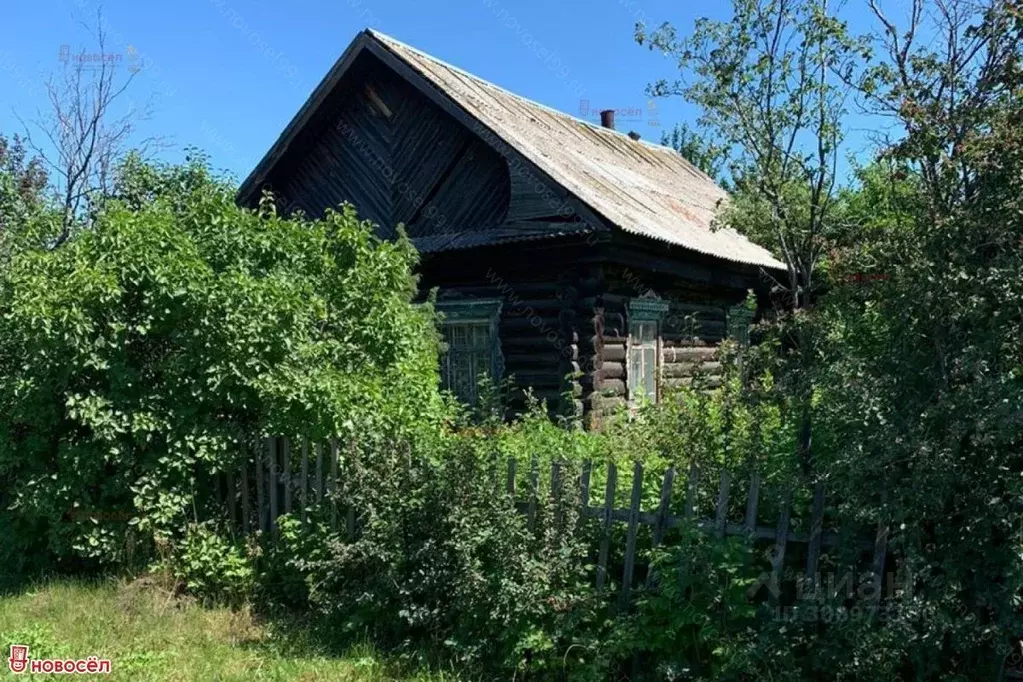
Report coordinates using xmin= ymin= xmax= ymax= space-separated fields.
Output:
xmin=552 ymin=460 xmax=563 ymax=532
xmin=770 ymin=487 xmax=793 ymax=601
xmin=506 ymin=458 xmax=516 ymax=497
xmin=714 ymin=470 xmax=731 ymax=538
xmin=580 ymin=460 xmax=592 ymax=514
xmin=315 ymin=442 xmax=324 ymax=504
xmin=240 ymin=463 xmax=250 ymax=534
xmin=329 ymin=438 xmax=339 ymax=530
xmin=282 ymin=437 xmax=292 ymax=516
xmin=618 ymin=462 xmax=644 ymax=612
xmin=596 ymin=463 xmax=618 ymax=593
xmin=256 ymin=439 xmax=267 ymax=533
xmin=227 ymin=470 xmax=237 ymax=526
xmin=805 ymin=482 xmax=825 ymax=586
xmin=300 ymin=438 xmax=310 ymax=522
xmin=645 ymin=466 xmax=675 ymax=589
xmin=269 ymin=438 xmax=279 ymax=533
xmin=527 ymin=456 xmax=539 ymax=534
xmin=744 ymin=472 xmax=761 ymax=538
xmin=684 ymin=461 xmax=700 ymax=519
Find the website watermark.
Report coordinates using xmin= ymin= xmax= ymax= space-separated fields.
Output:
xmin=7 ymin=645 xmax=112 ymax=675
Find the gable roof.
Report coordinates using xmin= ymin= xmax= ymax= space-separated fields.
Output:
xmin=239 ymin=29 xmax=785 ymax=271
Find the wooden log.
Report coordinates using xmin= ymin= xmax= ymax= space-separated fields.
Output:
xmin=602 ymin=345 xmax=626 ymax=363
xmin=662 ymin=346 xmax=718 ymax=363
xmin=663 ymin=362 xmax=723 ymax=379
xmin=618 ymin=462 xmax=644 ymax=612
xmin=596 ymin=463 xmax=618 ymax=592
xmin=601 ymin=379 xmax=627 ymax=396
xmin=599 ymin=363 xmax=625 ymax=380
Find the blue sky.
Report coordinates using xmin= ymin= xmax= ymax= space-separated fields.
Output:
xmin=1 ymin=0 xmax=882 ymax=184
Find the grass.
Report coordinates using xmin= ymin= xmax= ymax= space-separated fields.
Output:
xmin=0 ymin=578 xmax=460 ymax=681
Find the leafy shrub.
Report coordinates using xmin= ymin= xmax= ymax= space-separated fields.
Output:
xmin=164 ymin=521 xmax=254 ymax=605
xmin=0 ymin=155 xmax=446 ymax=572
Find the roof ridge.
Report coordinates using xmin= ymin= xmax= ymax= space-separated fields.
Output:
xmin=364 ymin=28 xmax=687 ymax=158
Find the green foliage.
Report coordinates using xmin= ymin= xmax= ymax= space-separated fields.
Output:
xmin=165 ymin=521 xmax=254 ymax=605
xmin=660 ymin=122 xmax=728 ymax=184
xmin=0 ymin=155 xmax=444 ymax=572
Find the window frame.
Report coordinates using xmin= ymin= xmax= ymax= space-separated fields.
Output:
xmin=435 ymin=297 xmax=503 ymax=405
xmin=626 ymin=296 xmax=670 ymax=405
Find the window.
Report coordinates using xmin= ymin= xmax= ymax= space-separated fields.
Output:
xmin=727 ymin=303 xmax=755 ymax=347
xmin=627 ymin=297 xmax=669 ymax=405
xmin=436 ymin=298 xmax=502 ymax=406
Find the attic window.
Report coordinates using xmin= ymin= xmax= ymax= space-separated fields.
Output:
xmin=436 ymin=298 xmax=503 ymax=406
xmin=627 ymin=296 xmax=669 ymax=405
xmin=364 ymin=85 xmax=393 ymax=119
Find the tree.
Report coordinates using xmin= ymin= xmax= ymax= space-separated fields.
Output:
xmin=17 ymin=9 xmax=159 ymax=248
xmin=0 ymin=156 xmax=445 ymax=571
xmin=660 ymin=121 xmax=728 ymax=182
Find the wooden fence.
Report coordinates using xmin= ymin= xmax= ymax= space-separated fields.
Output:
xmin=213 ymin=436 xmax=890 ymax=610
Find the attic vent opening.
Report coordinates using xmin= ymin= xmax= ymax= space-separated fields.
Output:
xmin=364 ymin=85 xmax=393 ymax=119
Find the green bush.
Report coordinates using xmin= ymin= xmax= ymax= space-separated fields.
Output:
xmin=0 ymin=155 xmax=446 ymax=572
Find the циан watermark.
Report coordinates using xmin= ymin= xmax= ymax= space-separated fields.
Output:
xmin=8 ymin=644 xmax=111 ymax=675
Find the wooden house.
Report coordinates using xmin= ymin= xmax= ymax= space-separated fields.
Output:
xmin=238 ymin=29 xmax=786 ymax=427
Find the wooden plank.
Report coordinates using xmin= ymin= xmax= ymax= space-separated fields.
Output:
xmin=268 ymin=437 xmax=279 ymax=533
xmin=300 ymin=438 xmax=310 ymax=523
xmin=618 ymin=462 xmax=644 ymax=612
xmin=345 ymin=440 xmax=355 ymax=541
xmin=743 ymin=472 xmax=761 ymax=538
xmin=596 ymin=463 xmax=618 ymax=593
xmin=770 ymin=488 xmax=793 ymax=601
xmin=580 ymin=460 xmax=592 ymax=516
xmin=240 ymin=463 xmax=250 ymax=535
xmin=329 ymin=438 xmax=339 ymax=531
xmin=714 ymin=470 xmax=731 ymax=538
xmin=552 ymin=460 xmax=563 ymax=531
xmin=315 ymin=441 xmax=324 ymax=503
xmin=527 ymin=456 xmax=539 ymax=534
xmin=224 ymin=470 xmax=236 ymax=526
xmin=282 ymin=437 xmax=293 ymax=516
xmin=805 ymin=482 xmax=825 ymax=586
xmin=870 ymin=520 xmax=889 ymax=616
xmin=506 ymin=458 xmax=516 ymax=497
xmin=645 ymin=466 xmax=675 ymax=589
xmin=684 ymin=461 xmax=700 ymax=519
xmin=256 ymin=440 xmax=267 ymax=533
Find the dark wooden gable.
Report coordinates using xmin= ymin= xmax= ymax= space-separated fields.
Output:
xmin=268 ymin=52 xmax=511 ymax=239
xmin=258 ymin=49 xmax=597 ymax=243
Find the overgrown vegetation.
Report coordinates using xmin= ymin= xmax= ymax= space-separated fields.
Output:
xmin=2 ymin=0 xmax=1023 ymax=677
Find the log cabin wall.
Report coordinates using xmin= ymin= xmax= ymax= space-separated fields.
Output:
xmin=419 ymin=239 xmax=592 ymax=418
xmin=583 ymin=263 xmax=750 ymax=428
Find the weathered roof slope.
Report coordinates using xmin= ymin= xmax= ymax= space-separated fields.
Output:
xmin=368 ymin=31 xmax=784 ymax=270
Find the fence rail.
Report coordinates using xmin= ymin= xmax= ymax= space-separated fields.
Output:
xmin=215 ymin=437 xmax=888 ymax=609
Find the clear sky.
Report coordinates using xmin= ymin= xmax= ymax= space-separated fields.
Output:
xmin=1 ymin=0 xmax=882 ymax=184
